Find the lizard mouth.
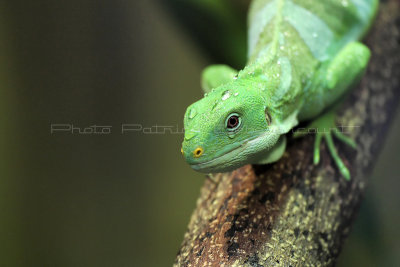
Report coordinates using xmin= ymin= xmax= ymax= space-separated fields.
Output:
xmin=189 ymin=125 xmax=282 ymax=173
xmin=189 ymin=135 xmax=260 ymax=173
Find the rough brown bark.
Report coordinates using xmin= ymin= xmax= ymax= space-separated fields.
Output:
xmin=174 ymin=1 xmax=400 ymax=266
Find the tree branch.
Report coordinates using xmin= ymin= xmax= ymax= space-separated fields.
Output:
xmin=174 ymin=1 xmax=400 ymax=266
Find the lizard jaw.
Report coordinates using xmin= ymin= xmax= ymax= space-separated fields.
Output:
xmin=189 ymin=140 xmax=251 ymax=173
xmin=190 ymin=128 xmax=280 ymax=173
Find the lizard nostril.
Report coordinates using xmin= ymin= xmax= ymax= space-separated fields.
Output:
xmin=193 ymin=147 xmax=204 ymax=158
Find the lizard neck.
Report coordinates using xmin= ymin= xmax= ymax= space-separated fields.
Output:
xmin=237 ymin=57 xmax=303 ymax=125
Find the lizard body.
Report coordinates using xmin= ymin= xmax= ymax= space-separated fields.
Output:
xmin=182 ymin=0 xmax=378 ymax=179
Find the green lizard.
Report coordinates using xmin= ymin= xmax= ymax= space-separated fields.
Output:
xmin=181 ymin=0 xmax=378 ymax=180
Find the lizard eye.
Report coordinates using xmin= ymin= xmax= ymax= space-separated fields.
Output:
xmin=226 ymin=113 xmax=241 ymax=131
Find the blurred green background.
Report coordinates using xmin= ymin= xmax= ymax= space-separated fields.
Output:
xmin=0 ymin=0 xmax=398 ymax=266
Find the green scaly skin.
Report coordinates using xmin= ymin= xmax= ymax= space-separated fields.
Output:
xmin=182 ymin=0 xmax=378 ymax=180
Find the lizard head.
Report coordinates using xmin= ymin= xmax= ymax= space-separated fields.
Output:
xmin=181 ymin=79 xmax=282 ymax=173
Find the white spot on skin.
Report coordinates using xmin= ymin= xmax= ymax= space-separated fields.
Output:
xmin=222 ymin=91 xmax=231 ymax=101
xmin=234 ymin=92 xmax=239 ymax=96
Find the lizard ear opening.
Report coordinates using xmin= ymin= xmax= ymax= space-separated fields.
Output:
xmin=265 ymin=107 xmax=272 ymax=125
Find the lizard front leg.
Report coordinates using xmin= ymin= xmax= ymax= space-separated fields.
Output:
xmin=297 ymin=42 xmax=370 ymax=180
xmin=201 ymin=65 xmax=238 ymax=93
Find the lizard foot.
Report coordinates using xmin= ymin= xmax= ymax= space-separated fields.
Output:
xmin=294 ymin=110 xmax=356 ymax=180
